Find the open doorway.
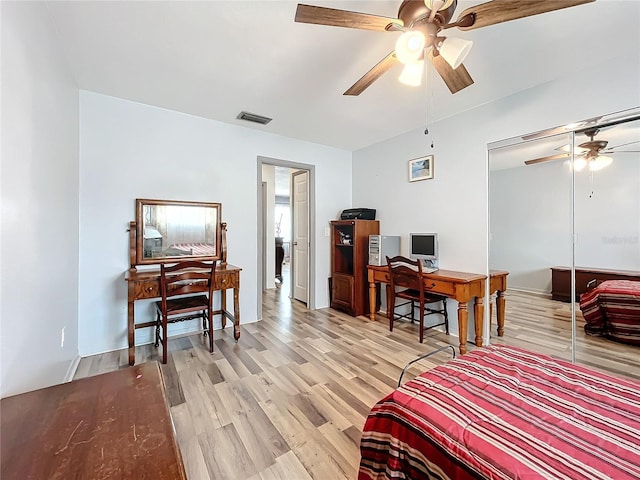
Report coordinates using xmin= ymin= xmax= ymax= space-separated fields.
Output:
xmin=257 ymin=156 xmax=315 ymax=320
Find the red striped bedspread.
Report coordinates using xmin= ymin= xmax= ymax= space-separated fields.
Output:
xmin=580 ymin=280 xmax=640 ymax=345
xmin=169 ymin=243 xmax=215 ymax=256
xmin=358 ymin=345 xmax=640 ymax=480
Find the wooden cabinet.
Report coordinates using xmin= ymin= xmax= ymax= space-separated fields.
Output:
xmin=0 ymin=362 xmax=186 ymax=479
xmin=551 ymin=266 xmax=640 ymax=302
xmin=330 ymin=219 xmax=379 ymax=316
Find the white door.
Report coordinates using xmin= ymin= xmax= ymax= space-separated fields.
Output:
xmin=292 ymin=170 xmax=309 ymax=304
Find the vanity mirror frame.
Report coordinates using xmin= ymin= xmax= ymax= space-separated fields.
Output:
xmin=130 ymin=198 xmax=225 ymax=268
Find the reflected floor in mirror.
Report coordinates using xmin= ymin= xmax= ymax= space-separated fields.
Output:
xmin=490 ymin=289 xmax=639 ymax=380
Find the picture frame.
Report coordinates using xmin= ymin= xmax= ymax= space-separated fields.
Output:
xmin=408 ymin=155 xmax=434 ymax=182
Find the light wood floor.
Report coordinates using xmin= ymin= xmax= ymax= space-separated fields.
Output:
xmin=490 ymin=289 xmax=640 ymax=380
xmin=75 ymin=279 xmax=639 ymax=479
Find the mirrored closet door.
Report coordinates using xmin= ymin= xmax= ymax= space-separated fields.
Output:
xmin=488 ymin=130 xmax=574 ymax=360
xmin=487 ymin=108 xmax=640 ymax=380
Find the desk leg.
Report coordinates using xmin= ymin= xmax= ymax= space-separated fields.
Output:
xmin=128 ymin=283 xmax=135 ymax=366
xmin=233 ymin=287 xmax=240 ymax=342
xmin=458 ymin=302 xmax=468 ymax=355
xmin=496 ymin=290 xmax=505 ymax=337
xmin=474 ymin=297 xmax=484 ymax=347
xmin=368 ymin=281 xmax=376 ymax=321
xmin=221 ymin=288 xmax=227 ymax=329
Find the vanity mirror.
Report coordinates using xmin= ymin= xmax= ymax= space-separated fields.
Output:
xmin=132 ymin=198 xmax=223 ymax=266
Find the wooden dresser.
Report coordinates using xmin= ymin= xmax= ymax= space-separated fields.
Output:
xmin=1 ymin=362 xmax=186 ymax=479
xmin=551 ymin=266 xmax=640 ymax=302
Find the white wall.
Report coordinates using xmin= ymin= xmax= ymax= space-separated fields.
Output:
xmin=490 ymin=151 xmax=640 ymax=293
xmin=490 ymin=161 xmax=573 ymax=294
xmin=352 ymin=51 xmax=640 ymax=341
xmin=1 ymin=2 xmax=80 ymax=397
xmin=79 ymin=92 xmax=351 ymax=356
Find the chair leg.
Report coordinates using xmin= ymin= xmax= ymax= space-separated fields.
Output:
xmin=208 ymin=308 xmax=214 ymax=353
xmin=443 ymin=298 xmax=449 ymax=335
xmin=162 ymin=314 xmax=168 ymax=364
xmin=410 ymin=300 xmax=416 ymax=323
xmin=388 ymin=287 xmax=394 ymax=332
xmin=419 ymin=300 xmax=425 ymax=343
xmin=202 ymin=309 xmax=208 ymax=337
xmin=154 ymin=311 xmax=160 ymax=347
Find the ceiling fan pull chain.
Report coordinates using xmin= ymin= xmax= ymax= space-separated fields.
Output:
xmin=588 ymin=171 xmax=595 ymax=198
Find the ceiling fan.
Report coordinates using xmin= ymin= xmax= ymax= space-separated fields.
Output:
xmin=294 ymin=0 xmax=595 ymax=96
xmin=524 ymin=128 xmax=640 ymax=172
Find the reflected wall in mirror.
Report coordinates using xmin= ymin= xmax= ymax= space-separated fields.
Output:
xmin=135 ymin=199 xmax=221 ymax=265
xmin=487 ymin=108 xmax=640 ymax=380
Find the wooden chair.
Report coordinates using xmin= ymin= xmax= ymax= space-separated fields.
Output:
xmin=155 ymin=260 xmax=217 ymax=364
xmin=386 ymin=255 xmax=449 ymax=343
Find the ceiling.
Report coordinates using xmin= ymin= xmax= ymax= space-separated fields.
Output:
xmin=45 ymin=0 xmax=640 ymax=151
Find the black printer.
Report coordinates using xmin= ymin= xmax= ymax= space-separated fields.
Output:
xmin=339 ymin=208 xmax=376 ymax=220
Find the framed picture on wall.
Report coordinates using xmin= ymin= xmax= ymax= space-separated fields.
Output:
xmin=408 ymin=155 xmax=434 ymax=182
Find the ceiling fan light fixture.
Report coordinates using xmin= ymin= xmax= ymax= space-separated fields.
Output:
xmin=395 ymin=31 xmax=426 ymax=64
xmin=438 ymin=37 xmax=473 ymax=69
xmin=399 ymin=60 xmax=424 ymax=87
xmin=589 ymin=155 xmax=613 ymax=172
xmin=571 ymin=157 xmax=587 ymax=172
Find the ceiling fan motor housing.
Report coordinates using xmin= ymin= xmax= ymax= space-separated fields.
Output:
xmin=398 ymin=0 xmax=457 ymax=47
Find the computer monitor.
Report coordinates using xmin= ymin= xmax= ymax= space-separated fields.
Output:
xmin=409 ymin=233 xmax=438 ymax=268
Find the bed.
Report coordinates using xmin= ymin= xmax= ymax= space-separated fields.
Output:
xmin=358 ymin=344 xmax=640 ymax=480
xmin=169 ymin=242 xmax=215 ymax=256
xmin=579 ymin=279 xmax=640 ymax=345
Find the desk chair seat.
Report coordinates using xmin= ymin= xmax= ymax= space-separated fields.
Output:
xmin=386 ymin=256 xmax=449 ymax=343
xmin=154 ymin=260 xmax=217 ymax=364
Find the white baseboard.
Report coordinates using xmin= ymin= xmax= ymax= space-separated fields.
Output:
xmin=64 ymin=355 xmax=82 ymax=382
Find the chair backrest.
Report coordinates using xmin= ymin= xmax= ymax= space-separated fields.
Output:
xmin=159 ymin=260 xmax=217 ymax=305
xmin=386 ymin=255 xmax=424 ymax=299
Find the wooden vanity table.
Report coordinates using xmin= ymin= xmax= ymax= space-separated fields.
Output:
xmin=125 ymin=199 xmax=241 ymax=366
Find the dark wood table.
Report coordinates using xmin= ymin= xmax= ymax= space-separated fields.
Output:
xmin=1 ymin=362 xmax=186 ymax=479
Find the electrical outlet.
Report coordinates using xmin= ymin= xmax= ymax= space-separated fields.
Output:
xmin=324 ymin=227 xmax=330 ymax=237
xmin=61 ymin=327 xmax=65 ymax=348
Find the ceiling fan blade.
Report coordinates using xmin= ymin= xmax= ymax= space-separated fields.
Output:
xmin=454 ymin=0 xmax=595 ymax=31
xmin=606 ymin=140 xmax=640 ymax=151
xmin=343 ymin=52 xmax=399 ymax=96
xmin=428 ymin=50 xmax=474 ymax=94
xmin=524 ymin=153 xmax=570 ymax=166
xmin=295 ymin=4 xmax=402 ymax=31
xmin=520 ymin=115 xmax=603 ymax=141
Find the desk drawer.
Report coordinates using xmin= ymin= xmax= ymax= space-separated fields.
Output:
xmin=134 ymin=281 xmax=159 ymax=299
xmin=215 ymin=273 xmax=238 ymax=290
xmin=423 ymin=279 xmax=455 ymax=296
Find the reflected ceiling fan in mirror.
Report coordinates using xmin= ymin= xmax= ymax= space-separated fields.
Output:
xmin=524 ymin=127 xmax=640 ymax=171
xmin=294 ymin=0 xmax=595 ymax=96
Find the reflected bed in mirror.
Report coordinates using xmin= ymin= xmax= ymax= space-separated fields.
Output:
xmin=135 ymin=199 xmax=222 ymax=265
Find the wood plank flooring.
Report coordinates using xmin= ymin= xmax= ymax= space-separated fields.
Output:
xmin=490 ymin=289 xmax=640 ymax=380
xmin=75 ymin=281 xmax=459 ymax=480
xmin=75 ymin=278 xmax=639 ymax=479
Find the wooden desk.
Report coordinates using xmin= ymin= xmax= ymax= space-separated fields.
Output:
xmin=367 ymin=266 xmax=508 ymax=354
xmin=1 ymin=362 xmax=186 ymax=479
xmin=126 ymin=263 xmax=241 ymax=366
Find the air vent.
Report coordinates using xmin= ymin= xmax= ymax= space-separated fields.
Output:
xmin=236 ymin=111 xmax=272 ymax=125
